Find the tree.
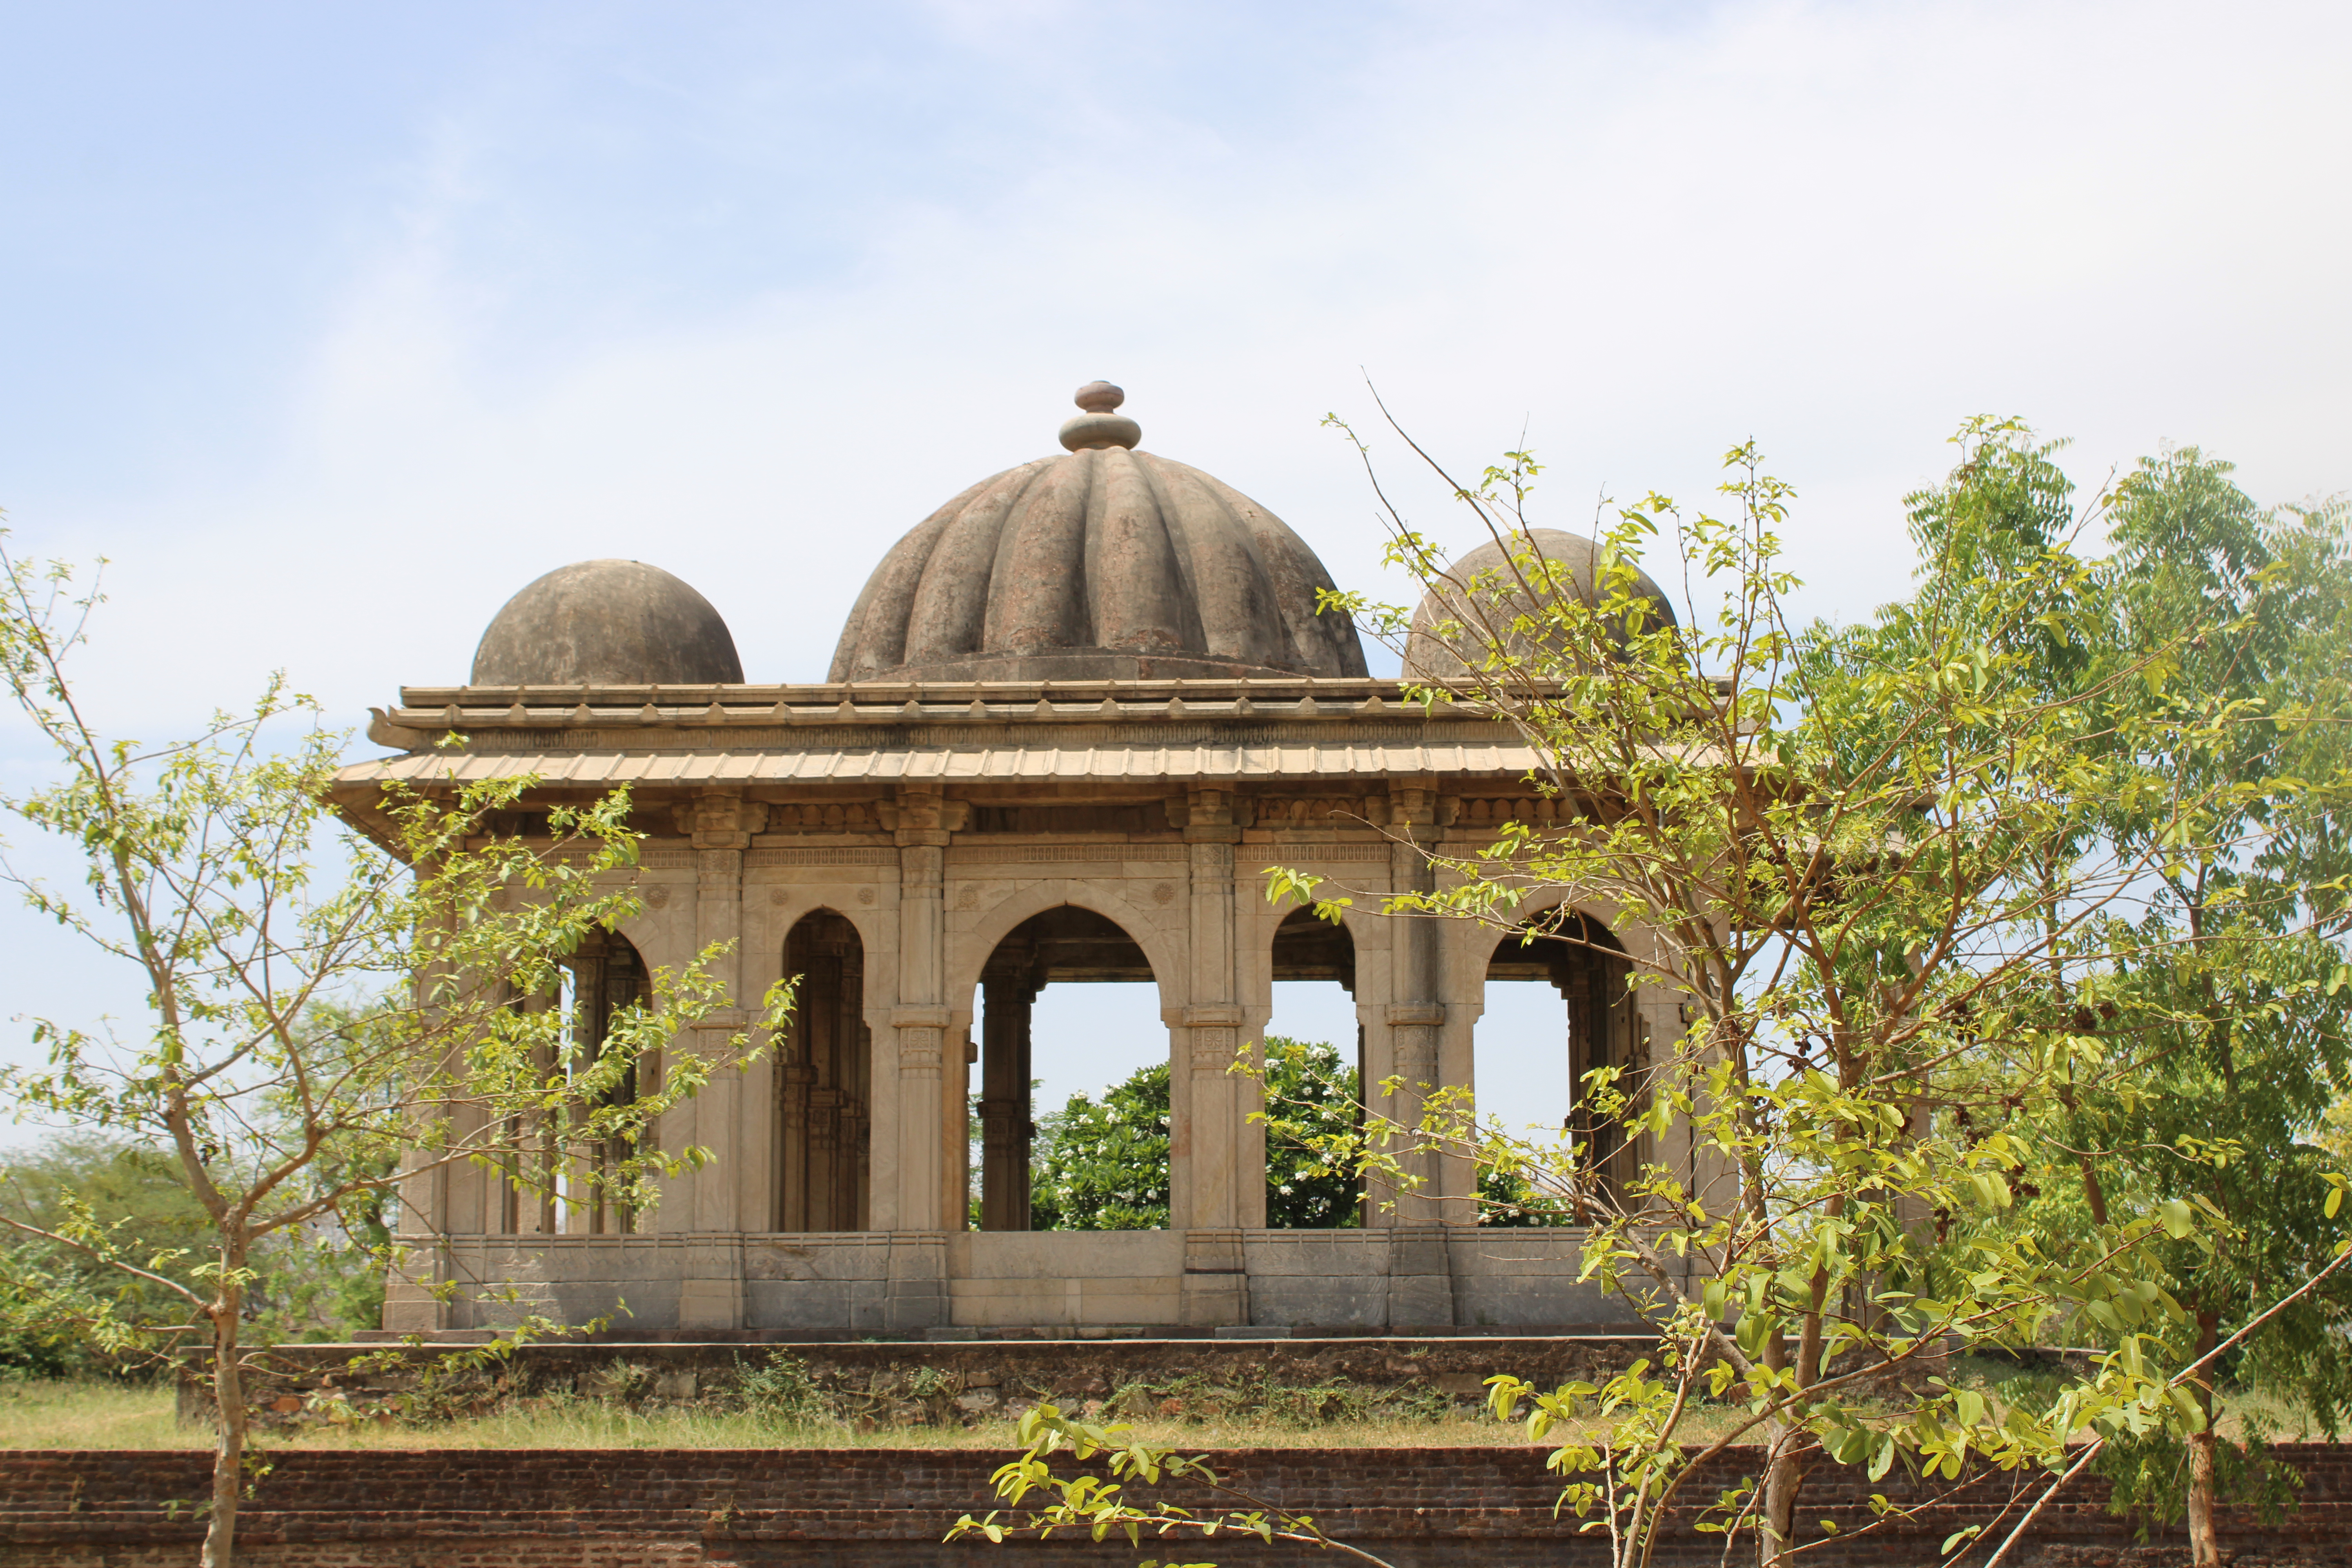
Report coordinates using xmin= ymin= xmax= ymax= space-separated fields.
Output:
xmin=982 ymin=414 xmax=2351 ymax=1568
xmin=0 ymin=544 xmax=786 ymax=1568
xmin=0 ymin=1134 xmax=215 ymax=1376
xmin=1259 ymin=1038 xmax=1363 ymax=1229
xmin=1987 ymin=449 xmax=2352 ymax=1560
xmin=1024 ymin=1040 xmax=1363 ymax=1232
xmin=1029 ymin=1063 xmax=1172 ymax=1230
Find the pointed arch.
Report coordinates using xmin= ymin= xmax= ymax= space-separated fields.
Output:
xmin=1481 ymin=901 xmax=1639 ymax=1209
xmin=972 ymin=899 xmax=1169 ymax=1232
xmin=1263 ymin=904 xmax=1363 ymax=1229
xmin=779 ymin=908 xmax=871 ymax=1231
xmin=949 ymin=877 xmax=1183 ymax=1003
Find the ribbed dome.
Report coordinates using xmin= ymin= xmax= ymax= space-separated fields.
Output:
xmin=1404 ymin=529 xmax=1677 ymax=682
xmin=472 ymin=559 xmax=743 ymax=686
xmin=829 ymin=385 xmax=1367 ymax=684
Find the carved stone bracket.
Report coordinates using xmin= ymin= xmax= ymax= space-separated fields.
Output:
xmin=682 ymin=791 xmax=769 ymax=849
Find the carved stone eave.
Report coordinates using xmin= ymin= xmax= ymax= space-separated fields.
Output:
xmin=368 ymin=677 xmax=1485 ymax=750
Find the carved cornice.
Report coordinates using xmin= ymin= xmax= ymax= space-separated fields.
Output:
xmin=365 ymin=676 xmax=1524 ymax=753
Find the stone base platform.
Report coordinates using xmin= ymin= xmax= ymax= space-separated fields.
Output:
xmin=384 ymin=1227 xmax=1655 ymax=1336
xmin=185 ymin=1333 xmax=1659 ymax=1432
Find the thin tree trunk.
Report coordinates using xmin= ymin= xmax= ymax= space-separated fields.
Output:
xmin=1757 ymin=1183 xmax=1840 ymax=1567
xmin=202 ymin=1277 xmax=246 ymax=1568
xmin=2185 ymin=1307 xmax=2222 ymax=1566
xmin=1758 ymin=1423 xmax=1813 ymax=1566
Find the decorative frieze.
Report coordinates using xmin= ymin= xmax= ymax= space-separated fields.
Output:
xmin=1254 ymin=796 xmax=1383 ymax=828
xmin=968 ymin=802 xmax=1165 ymax=836
xmin=946 ymin=842 xmax=1189 ymax=864
xmin=1242 ymin=843 xmax=1390 ymax=866
xmin=1444 ymin=795 xmax=1578 ymax=827
xmin=766 ymin=801 xmax=884 ymax=833
xmin=746 ymin=847 xmax=898 ymax=867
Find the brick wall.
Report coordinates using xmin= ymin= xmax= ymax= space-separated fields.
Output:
xmin=5 ymin=1443 xmax=2349 ymax=1566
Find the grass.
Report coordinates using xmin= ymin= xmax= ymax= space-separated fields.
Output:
xmin=8 ymin=1363 xmax=2333 ymax=1454
xmin=0 ymin=1379 xmax=191 ymax=1451
xmin=0 ymin=1377 xmax=1568 ymax=1452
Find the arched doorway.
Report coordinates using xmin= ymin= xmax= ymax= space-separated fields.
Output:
xmin=555 ymin=930 xmax=649 ymax=1236
xmin=779 ymin=910 xmax=871 ymax=1231
xmin=1266 ymin=905 xmax=1362 ymax=1228
xmin=975 ymin=905 xmax=1160 ymax=1231
xmin=1484 ymin=910 xmax=1638 ymax=1208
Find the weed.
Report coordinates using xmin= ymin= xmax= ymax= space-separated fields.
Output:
xmin=733 ymin=1351 xmax=829 ymax=1425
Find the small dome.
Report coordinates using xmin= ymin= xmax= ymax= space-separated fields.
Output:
xmin=830 ymin=384 xmax=1367 ymax=684
xmin=1403 ymin=529 xmax=1676 ymax=683
xmin=471 ymin=560 xmax=743 ymax=686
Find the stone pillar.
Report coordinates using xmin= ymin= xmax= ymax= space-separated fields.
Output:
xmin=383 ymin=1151 xmax=451 ymax=1332
xmin=1176 ymin=787 xmax=1249 ymax=1327
xmin=677 ymin=791 xmax=762 ymax=1330
xmin=876 ymin=788 xmax=960 ymax=1328
xmin=1373 ymin=783 xmax=1449 ymax=1229
xmin=691 ymin=844 xmax=744 ymax=1232
xmin=887 ymin=787 xmax=956 ymax=1238
xmin=1175 ymin=788 xmax=1245 ymax=1227
xmin=978 ymin=977 xmax=1036 ymax=1231
xmin=1639 ymin=987 xmax=1715 ymax=1232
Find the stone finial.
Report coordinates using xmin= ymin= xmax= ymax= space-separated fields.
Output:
xmin=1060 ymin=380 xmax=1142 ymax=452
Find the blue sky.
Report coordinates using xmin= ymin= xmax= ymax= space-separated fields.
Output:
xmin=3 ymin=0 xmax=2348 ymax=1127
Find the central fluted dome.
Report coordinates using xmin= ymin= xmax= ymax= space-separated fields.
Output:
xmin=829 ymin=383 xmax=1368 ymax=684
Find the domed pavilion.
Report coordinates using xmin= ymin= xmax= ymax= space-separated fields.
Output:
xmin=332 ymin=383 xmax=1704 ymax=1337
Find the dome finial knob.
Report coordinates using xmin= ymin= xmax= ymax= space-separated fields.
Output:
xmin=1060 ymin=380 xmax=1142 ymax=451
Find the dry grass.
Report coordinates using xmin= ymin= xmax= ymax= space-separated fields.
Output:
xmin=16 ymin=1368 xmax=2318 ymax=1455
xmin=0 ymin=1380 xmax=192 ymax=1450
xmin=0 ymin=1378 xmax=1579 ymax=1452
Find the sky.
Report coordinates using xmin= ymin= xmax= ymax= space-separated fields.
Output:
xmin=2 ymin=0 xmax=2348 ymax=1134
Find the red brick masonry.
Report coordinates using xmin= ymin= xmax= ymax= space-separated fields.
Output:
xmin=4 ymin=1443 xmax=2348 ymax=1566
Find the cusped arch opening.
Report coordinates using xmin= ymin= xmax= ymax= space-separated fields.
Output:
xmin=1264 ymin=906 xmax=1363 ymax=1230
xmin=975 ymin=904 xmax=1167 ymax=1233
xmin=520 ymin=930 xmax=652 ymax=1237
xmin=778 ymin=909 xmax=871 ymax=1232
xmin=1481 ymin=908 xmax=1638 ymax=1221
